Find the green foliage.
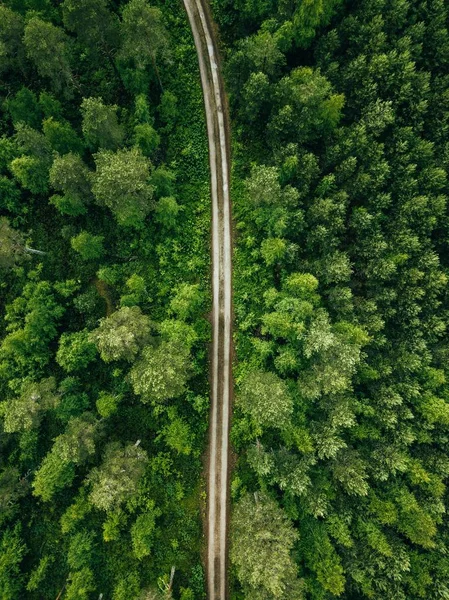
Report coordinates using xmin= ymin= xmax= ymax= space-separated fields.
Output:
xmin=9 ymin=155 xmax=48 ymax=194
xmin=56 ymin=330 xmax=97 ymax=372
xmin=131 ymin=503 xmax=160 ymax=559
xmin=71 ymin=232 xmax=105 ymax=260
xmin=43 ymin=118 xmax=84 ymax=154
xmin=260 ymin=237 xmax=286 ymax=265
xmin=231 ymin=492 xmax=303 ymax=600
xmin=26 ymin=555 xmax=53 ymax=592
xmin=3 ymin=377 xmax=57 ymax=432
xmin=118 ymin=0 xmax=169 ymax=72
xmin=0 ymin=6 xmax=24 ymax=75
xmin=90 ymin=306 xmax=151 ymax=362
xmin=155 ymin=196 xmax=180 ymax=229
xmin=130 ymin=341 xmax=190 ymax=404
xmin=237 ymin=370 xmax=293 ymax=430
xmin=92 ymin=147 xmax=154 ymax=227
xmin=291 ymin=0 xmax=343 ymax=48
xmin=169 ymin=283 xmax=204 ymax=321
xmin=5 ymin=87 xmax=41 ymax=128
xmin=268 ymin=67 xmax=345 ymax=145
xmin=0 ymin=281 xmax=64 ymax=380
xmin=162 ymin=414 xmax=193 ymax=455
xmin=96 ymin=391 xmax=122 ymax=418
xmin=0 ymin=218 xmax=27 ymax=270
xmin=65 ymin=568 xmax=95 ymax=600
xmin=62 ymin=0 xmax=118 ymax=53
xmin=23 ymin=17 xmax=72 ymax=93
xmin=32 ymin=414 xmax=98 ymax=501
xmin=226 ymin=1 xmax=449 ymax=598
xmin=67 ymin=530 xmax=95 ymax=570
xmin=81 ymin=97 xmax=124 ymax=150
xmin=0 ymin=525 xmax=26 ymax=600
xmin=49 ymin=152 xmax=93 ymax=216
xmin=134 ymin=123 xmax=160 ymax=157
xmin=87 ymin=442 xmax=148 ymax=511
xmin=0 ymin=0 xmax=209 ymax=597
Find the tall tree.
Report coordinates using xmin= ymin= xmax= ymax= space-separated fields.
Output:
xmin=231 ymin=492 xmax=303 ymax=600
xmin=81 ymin=97 xmax=124 ymax=151
xmin=118 ymin=0 xmax=169 ymax=87
xmin=89 ymin=306 xmax=151 ymax=363
xmin=87 ymin=441 xmax=148 ymax=511
xmin=23 ymin=17 xmax=73 ymax=94
xmin=92 ymin=147 xmax=154 ymax=227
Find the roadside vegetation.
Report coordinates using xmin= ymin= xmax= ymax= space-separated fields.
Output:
xmin=0 ymin=1 xmax=210 ymax=598
xmin=211 ymin=0 xmax=449 ymax=598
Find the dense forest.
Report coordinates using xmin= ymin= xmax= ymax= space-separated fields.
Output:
xmin=1 ymin=0 xmax=449 ymax=599
xmin=0 ymin=1 xmax=210 ymax=598
xmin=211 ymin=0 xmax=449 ymax=599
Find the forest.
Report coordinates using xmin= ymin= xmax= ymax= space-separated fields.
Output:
xmin=1 ymin=0 xmax=449 ymax=599
xmin=0 ymin=0 xmax=210 ymax=598
xmin=213 ymin=0 xmax=449 ymax=599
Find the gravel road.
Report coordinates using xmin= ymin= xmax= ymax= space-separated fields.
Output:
xmin=182 ymin=1 xmax=232 ymax=598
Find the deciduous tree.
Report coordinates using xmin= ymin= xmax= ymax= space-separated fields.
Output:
xmin=130 ymin=341 xmax=190 ymax=404
xmin=23 ymin=17 xmax=73 ymax=93
xmin=92 ymin=147 xmax=153 ymax=227
xmin=231 ymin=492 xmax=303 ymax=600
xmin=81 ymin=97 xmax=124 ymax=151
xmin=89 ymin=306 xmax=151 ymax=362
xmin=87 ymin=442 xmax=148 ymax=511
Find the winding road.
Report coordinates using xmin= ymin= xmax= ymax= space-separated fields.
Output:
xmin=182 ymin=1 xmax=232 ymax=599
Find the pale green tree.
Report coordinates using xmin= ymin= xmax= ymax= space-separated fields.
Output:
xmin=231 ymin=492 xmax=303 ymax=600
xmin=130 ymin=341 xmax=190 ymax=403
xmin=92 ymin=147 xmax=153 ymax=227
xmin=89 ymin=306 xmax=151 ymax=362
xmin=87 ymin=441 xmax=148 ymax=511
xmin=3 ymin=378 xmax=58 ymax=433
xmin=237 ymin=370 xmax=293 ymax=430
xmin=0 ymin=218 xmax=45 ymax=270
xmin=49 ymin=153 xmax=93 ymax=216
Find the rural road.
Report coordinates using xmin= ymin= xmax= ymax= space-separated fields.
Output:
xmin=182 ymin=1 xmax=232 ymax=599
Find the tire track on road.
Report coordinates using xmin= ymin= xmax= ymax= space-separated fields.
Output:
xmin=181 ymin=2 xmax=232 ymax=599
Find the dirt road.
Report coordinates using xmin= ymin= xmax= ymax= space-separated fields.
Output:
xmin=182 ymin=1 xmax=232 ymax=599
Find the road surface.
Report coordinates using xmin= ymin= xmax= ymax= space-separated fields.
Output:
xmin=182 ymin=1 xmax=232 ymax=599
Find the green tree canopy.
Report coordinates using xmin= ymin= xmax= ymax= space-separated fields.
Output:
xmin=3 ymin=378 xmax=58 ymax=433
xmin=92 ymin=147 xmax=154 ymax=227
xmin=237 ymin=370 xmax=293 ymax=430
xmin=231 ymin=492 xmax=303 ymax=600
xmin=49 ymin=153 xmax=93 ymax=216
xmin=87 ymin=441 xmax=148 ymax=511
xmin=118 ymin=0 xmax=169 ymax=72
xmin=89 ymin=306 xmax=151 ymax=362
xmin=71 ymin=232 xmax=105 ymax=261
xmin=130 ymin=341 xmax=190 ymax=404
xmin=23 ymin=17 xmax=73 ymax=93
xmin=81 ymin=97 xmax=124 ymax=151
